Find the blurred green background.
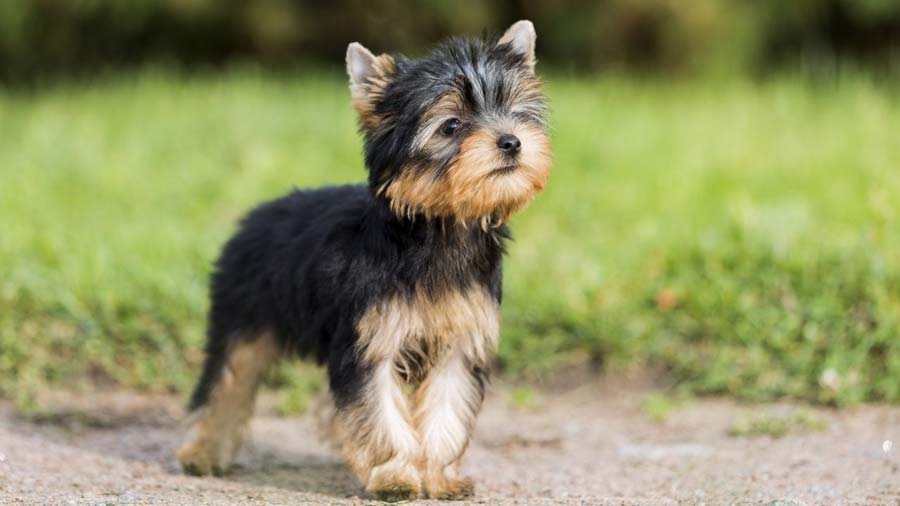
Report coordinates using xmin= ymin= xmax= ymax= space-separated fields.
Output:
xmin=3 ymin=0 xmax=900 ymax=80
xmin=1 ymin=1 xmax=899 ymax=410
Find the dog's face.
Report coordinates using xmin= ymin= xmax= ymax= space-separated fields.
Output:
xmin=347 ymin=21 xmax=551 ymax=224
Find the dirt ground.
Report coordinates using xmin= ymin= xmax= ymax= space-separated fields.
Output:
xmin=1 ymin=382 xmax=898 ymax=506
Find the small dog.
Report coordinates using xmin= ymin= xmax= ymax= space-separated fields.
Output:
xmin=176 ymin=20 xmax=551 ymax=501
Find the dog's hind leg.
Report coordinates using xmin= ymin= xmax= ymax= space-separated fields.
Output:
xmin=177 ymin=330 xmax=279 ymax=476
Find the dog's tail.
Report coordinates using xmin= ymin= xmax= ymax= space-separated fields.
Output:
xmin=187 ymin=330 xmax=229 ymax=412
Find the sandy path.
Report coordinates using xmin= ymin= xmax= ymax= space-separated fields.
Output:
xmin=1 ymin=384 xmax=898 ymax=505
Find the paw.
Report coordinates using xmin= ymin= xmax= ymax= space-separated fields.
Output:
xmin=373 ymin=483 xmax=419 ymax=502
xmin=176 ymin=437 xmax=235 ymax=477
xmin=426 ymin=477 xmax=475 ymax=500
xmin=366 ymin=460 xmax=421 ymax=502
xmin=177 ymin=442 xmax=222 ymax=476
xmin=177 ymin=416 xmax=245 ymax=477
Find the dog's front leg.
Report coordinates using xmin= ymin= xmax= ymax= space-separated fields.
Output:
xmin=413 ymin=348 xmax=486 ymax=500
xmin=334 ymin=358 xmax=422 ymax=501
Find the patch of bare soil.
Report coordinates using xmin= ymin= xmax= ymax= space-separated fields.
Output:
xmin=0 ymin=383 xmax=898 ymax=505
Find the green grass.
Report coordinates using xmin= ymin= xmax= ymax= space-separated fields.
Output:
xmin=729 ymin=408 xmax=827 ymax=438
xmin=2 ymin=68 xmax=899 ymax=407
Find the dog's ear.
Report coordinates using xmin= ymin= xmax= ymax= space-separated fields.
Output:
xmin=497 ymin=20 xmax=537 ymax=71
xmin=346 ymin=42 xmax=395 ymax=126
xmin=346 ymin=42 xmax=379 ymax=92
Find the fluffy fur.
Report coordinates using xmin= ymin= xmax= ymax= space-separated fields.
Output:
xmin=177 ymin=20 xmax=551 ymax=501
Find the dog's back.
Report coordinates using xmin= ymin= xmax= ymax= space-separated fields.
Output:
xmin=190 ymin=184 xmax=371 ymax=409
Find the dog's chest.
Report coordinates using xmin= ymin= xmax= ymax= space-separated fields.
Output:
xmin=355 ymin=285 xmax=500 ymax=378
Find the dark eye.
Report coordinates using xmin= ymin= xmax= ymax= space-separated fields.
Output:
xmin=440 ymin=118 xmax=461 ymax=136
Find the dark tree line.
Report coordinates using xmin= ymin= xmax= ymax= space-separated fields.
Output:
xmin=2 ymin=0 xmax=899 ymax=82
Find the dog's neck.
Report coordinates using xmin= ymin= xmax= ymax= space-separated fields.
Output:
xmin=366 ymin=195 xmax=507 ymax=295
xmin=372 ymin=194 xmax=508 ymax=241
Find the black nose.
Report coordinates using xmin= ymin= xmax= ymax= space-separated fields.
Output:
xmin=496 ymin=134 xmax=522 ymax=155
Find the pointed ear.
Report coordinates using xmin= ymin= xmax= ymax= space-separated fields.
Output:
xmin=498 ymin=20 xmax=537 ymax=70
xmin=346 ymin=42 xmax=395 ymax=126
xmin=346 ymin=42 xmax=378 ymax=89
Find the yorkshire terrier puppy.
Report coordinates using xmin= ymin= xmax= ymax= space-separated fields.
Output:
xmin=176 ymin=20 xmax=551 ymax=501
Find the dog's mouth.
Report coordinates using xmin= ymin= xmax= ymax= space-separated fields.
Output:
xmin=489 ymin=165 xmax=518 ymax=176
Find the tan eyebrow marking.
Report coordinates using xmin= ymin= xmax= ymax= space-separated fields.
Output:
xmin=411 ymin=91 xmax=466 ymax=152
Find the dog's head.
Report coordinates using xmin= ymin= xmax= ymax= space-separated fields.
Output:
xmin=347 ymin=21 xmax=551 ymax=225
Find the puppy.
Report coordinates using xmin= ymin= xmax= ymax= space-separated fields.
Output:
xmin=177 ymin=20 xmax=551 ymax=501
